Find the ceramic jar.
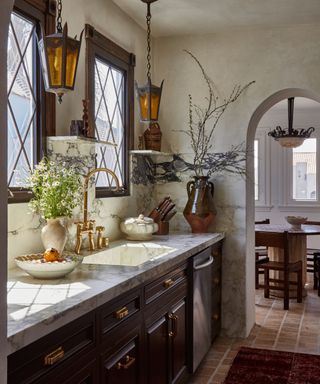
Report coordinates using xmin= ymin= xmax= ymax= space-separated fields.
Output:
xmin=183 ymin=176 xmax=217 ymax=233
xmin=120 ymin=214 xmax=159 ymax=241
xmin=41 ymin=217 xmax=67 ymax=254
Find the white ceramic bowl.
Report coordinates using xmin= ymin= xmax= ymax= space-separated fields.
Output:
xmin=15 ymin=253 xmax=83 ymax=279
xmin=285 ymin=216 xmax=307 ymax=229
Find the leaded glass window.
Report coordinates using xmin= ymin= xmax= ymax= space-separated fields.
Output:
xmin=94 ymin=58 xmax=125 ymax=189
xmin=7 ymin=12 xmax=37 ymax=188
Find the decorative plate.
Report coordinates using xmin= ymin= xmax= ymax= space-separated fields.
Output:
xmin=15 ymin=253 xmax=83 ymax=279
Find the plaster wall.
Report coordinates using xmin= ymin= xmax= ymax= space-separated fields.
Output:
xmin=154 ymin=24 xmax=320 ymax=337
xmin=8 ymin=0 xmax=148 ymax=269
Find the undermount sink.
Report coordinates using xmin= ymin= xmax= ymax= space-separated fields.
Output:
xmin=81 ymin=242 xmax=176 ymax=267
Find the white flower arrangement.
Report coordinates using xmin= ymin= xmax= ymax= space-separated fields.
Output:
xmin=28 ymin=158 xmax=82 ymax=219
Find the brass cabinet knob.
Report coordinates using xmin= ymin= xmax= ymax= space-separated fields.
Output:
xmin=44 ymin=346 xmax=64 ymax=366
xmin=163 ymin=279 xmax=174 ymax=289
xmin=168 ymin=313 xmax=178 ymax=338
xmin=212 ymin=313 xmax=220 ymax=321
xmin=114 ymin=306 xmax=129 ymax=320
xmin=116 ymin=355 xmax=136 ymax=370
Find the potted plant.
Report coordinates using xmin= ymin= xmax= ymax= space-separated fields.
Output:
xmin=28 ymin=158 xmax=82 ymax=253
xmin=181 ymin=50 xmax=255 ymax=233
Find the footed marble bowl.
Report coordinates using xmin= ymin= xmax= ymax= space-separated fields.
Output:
xmin=285 ymin=216 xmax=307 ymax=229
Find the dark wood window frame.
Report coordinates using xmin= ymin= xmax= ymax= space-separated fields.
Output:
xmin=8 ymin=0 xmax=56 ymax=204
xmin=85 ymin=24 xmax=135 ymax=198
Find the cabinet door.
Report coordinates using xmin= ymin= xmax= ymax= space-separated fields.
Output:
xmin=170 ymin=299 xmax=187 ymax=384
xmin=145 ymin=311 xmax=170 ymax=384
xmin=101 ymin=337 xmax=139 ymax=384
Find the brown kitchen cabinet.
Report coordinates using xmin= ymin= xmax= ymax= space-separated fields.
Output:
xmin=144 ymin=273 xmax=188 ymax=384
xmin=8 ymin=242 xmax=222 ymax=384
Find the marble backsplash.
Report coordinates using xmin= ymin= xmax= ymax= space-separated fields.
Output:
xmin=8 ymin=137 xmax=148 ymax=269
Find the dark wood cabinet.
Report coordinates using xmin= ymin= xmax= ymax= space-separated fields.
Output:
xmin=145 ymin=309 xmax=170 ymax=384
xmin=144 ymin=276 xmax=188 ymax=384
xmin=171 ymin=299 xmax=187 ymax=383
xmin=8 ymin=242 xmax=223 ymax=384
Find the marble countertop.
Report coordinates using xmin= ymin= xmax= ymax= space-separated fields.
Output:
xmin=7 ymin=232 xmax=224 ymax=355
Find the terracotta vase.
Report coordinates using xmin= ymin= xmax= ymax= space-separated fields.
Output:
xmin=41 ymin=217 xmax=67 ymax=254
xmin=183 ymin=176 xmax=217 ymax=233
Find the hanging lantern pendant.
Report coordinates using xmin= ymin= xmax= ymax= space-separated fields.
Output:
xmin=268 ymin=97 xmax=315 ymax=148
xmin=136 ymin=0 xmax=164 ymax=123
xmin=38 ymin=0 xmax=83 ymax=103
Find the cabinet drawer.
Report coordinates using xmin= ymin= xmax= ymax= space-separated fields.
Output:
xmin=8 ymin=312 xmax=95 ymax=384
xmin=99 ymin=289 xmax=141 ymax=337
xmin=145 ymin=264 xmax=187 ymax=305
xmin=101 ymin=336 xmax=140 ymax=384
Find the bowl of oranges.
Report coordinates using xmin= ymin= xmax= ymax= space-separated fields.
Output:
xmin=15 ymin=248 xmax=83 ymax=279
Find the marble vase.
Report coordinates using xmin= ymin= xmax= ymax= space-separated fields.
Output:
xmin=41 ymin=217 xmax=67 ymax=254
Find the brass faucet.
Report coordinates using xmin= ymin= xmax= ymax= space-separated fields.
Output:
xmin=75 ymin=168 xmax=120 ymax=254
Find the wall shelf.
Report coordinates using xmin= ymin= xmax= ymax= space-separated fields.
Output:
xmin=47 ymin=136 xmax=117 ymax=146
xmin=130 ymin=150 xmax=172 ymax=156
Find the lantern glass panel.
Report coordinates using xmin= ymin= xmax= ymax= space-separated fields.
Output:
xmin=66 ymin=38 xmax=80 ymax=88
xmin=46 ymin=38 xmax=63 ymax=86
xmin=139 ymin=91 xmax=160 ymax=121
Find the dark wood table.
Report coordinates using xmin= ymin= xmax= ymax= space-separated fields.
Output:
xmin=255 ymin=224 xmax=320 ymax=297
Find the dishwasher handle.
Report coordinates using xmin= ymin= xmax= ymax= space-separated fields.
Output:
xmin=194 ymin=255 xmax=214 ymax=270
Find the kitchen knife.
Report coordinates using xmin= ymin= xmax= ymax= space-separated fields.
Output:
xmin=161 ymin=203 xmax=175 ymax=220
xmin=163 ymin=209 xmax=177 ymax=222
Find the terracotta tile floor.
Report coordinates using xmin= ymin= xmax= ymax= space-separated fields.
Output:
xmin=190 ymin=280 xmax=320 ymax=384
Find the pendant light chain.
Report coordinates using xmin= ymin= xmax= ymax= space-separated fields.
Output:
xmin=146 ymin=3 xmax=152 ymax=81
xmin=56 ymin=0 xmax=63 ymax=33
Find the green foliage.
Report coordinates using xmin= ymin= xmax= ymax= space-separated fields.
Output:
xmin=28 ymin=158 xmax=82 ymax=219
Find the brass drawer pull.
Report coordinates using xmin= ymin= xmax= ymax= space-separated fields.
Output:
xmin=116 ymin=355 xmax=136 ymax=370
xmin=44 ymin=346 xmax=64 ymax=366
xmin=163 ymin=278 xmax=174 ymax=289
xmin=169 ymin=313 xmax=178 ymax=338
xmin=114 ymin=307 xmax=129 ymax=320
xmin=213 ymin=313 xmax=220 ymax=321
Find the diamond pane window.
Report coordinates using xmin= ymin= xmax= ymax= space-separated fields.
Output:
xmin=94 ymin=57 xmax=125 ymax=189
xmin=7 ymin=12 xmax=37 ymax=188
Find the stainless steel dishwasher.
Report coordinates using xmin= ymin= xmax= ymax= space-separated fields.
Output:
xmin=191 ymin=247 xmax=214 ymax=372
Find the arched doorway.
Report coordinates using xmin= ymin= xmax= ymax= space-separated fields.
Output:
xmin=246 ymin=88 xmax=320 ymax=332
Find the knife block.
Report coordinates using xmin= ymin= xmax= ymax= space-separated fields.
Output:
xmin=155 ymin=221 xmax=169 ymax=235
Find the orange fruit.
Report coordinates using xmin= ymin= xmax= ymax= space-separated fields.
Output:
xmin=43 ymin=248 xmax=61 ymax=262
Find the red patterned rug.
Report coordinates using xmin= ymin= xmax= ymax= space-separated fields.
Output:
xmin=224 ymin=347 xmax=320 ymax=384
